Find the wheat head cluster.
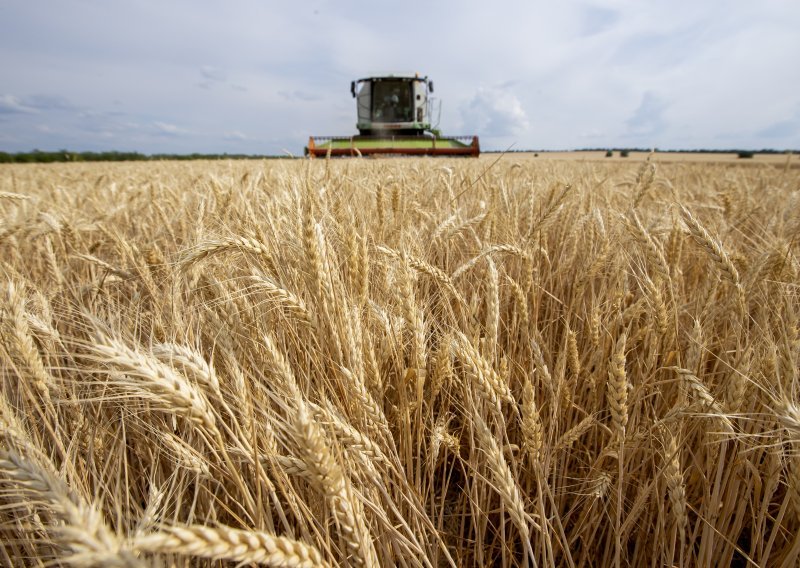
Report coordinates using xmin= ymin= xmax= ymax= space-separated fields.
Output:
xmin=0 ymin=155 xmax=799 ymax=567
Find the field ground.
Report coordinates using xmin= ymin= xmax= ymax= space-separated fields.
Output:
xmin=1 ymin=155 xmax=799 ymax=567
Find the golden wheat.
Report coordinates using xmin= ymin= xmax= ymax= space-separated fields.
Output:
xmin=0 ymin=155 xmax=798 ymax=566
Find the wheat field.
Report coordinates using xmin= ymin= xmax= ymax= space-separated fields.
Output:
xmin=0 ymin=155 xmax=798 ymax=567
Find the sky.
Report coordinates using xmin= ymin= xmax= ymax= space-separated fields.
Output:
xmin=1 ymin=1 xmax=799 ymax=155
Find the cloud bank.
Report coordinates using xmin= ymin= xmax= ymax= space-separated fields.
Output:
xmin=462 ymin=87 xmax=530 ymax=138
xmin=1 ymin=0 xmax=798 ymax=153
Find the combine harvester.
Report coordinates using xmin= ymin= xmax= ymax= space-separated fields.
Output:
xmin=306 ymin=73 xmax=479 ymax=158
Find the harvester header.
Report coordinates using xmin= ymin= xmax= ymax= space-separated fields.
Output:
xmin=306 ymin=73 xmax=479 ymax=157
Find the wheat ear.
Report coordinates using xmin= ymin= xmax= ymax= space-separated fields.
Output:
xmin=151 ymin=342 xmax=220 ymax=395
xmin=607 ymin=333 xmax=629 ymax=440
xmin=452 ymin=332 xmax=516 ymax=420
xmin=375 ymin=245 xmax=462 ymax=304
xmin=292 ymin=401 xmax=378 ymax=567
xmin=451 ymin=243 xmax=532 ymax=281
xmin=0 ymin=450 xmax=142 ymax=567
xmin=555 ymin=415 xmax=595 ymax=450
xmin=473 ymin=414 xmax=535 ymax=562
xmin=87 ymin=334 xmax=218 ymax=435
xmin=678 ymin=204 xmax=745 ymax=311
xmin=2 ymin=280 xmax=56 ymax=406
xmin=663 ymin=433 xmax=688 ymax=536
xmin=134 ymin=524 xmax=329 ymax=568
xmin=178 ymin=235 xmax=275 ymax=273
xmin=667 ymin=367 xmax=735 ymax=433
xmin=249 ymin=272 xmax=313 ymax=326
xmin=626 ymin=211 xmax=671 ymax=284
xmin=337 ymin=366 xmax=392 ymax=444
xmin=521 ymin=380 xmax=543 ymax=465
xmin=0 ymin=191 xmax=31 ymax=201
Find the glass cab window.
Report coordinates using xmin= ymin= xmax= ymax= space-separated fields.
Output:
xmin=371 ymin=80 xmax=413 ymax=123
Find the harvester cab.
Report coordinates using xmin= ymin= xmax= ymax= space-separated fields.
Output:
xmin=306 ymin=73 xmax=479 ymax=157
xmin=353 ymin=75 xmax=430 ymax=135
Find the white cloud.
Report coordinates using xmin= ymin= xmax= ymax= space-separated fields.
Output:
xmin=757 ymin=109 xmax=800 ymax=140
xmin=461 ymin=87 xmax=529 ymax=138
xmin=278 ymin=90 xmax=321 ymax=102
xmin=198 ymin=65 xmax=232 ymax=90
xmin=152 ymin=121 xmax=187 ymax=136
xmin=23 ymin=94 xmax=76 ymax=111
xmin=224 ymin=130 xmax=248 ymax=141
xmin=200 ymin=66 xmax=226 ymax=82
xmin=0 ymin=95 xmax=37 ymax=114
xmin=625 ymin=91 xmax=668 ymax=138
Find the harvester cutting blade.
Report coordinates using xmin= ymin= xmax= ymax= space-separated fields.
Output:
xmin=305 ymin=135 xmax=480 ymax=158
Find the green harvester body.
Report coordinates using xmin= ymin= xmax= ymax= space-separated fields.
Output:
xmin=306 ymin=74 xmax=479 ymax=157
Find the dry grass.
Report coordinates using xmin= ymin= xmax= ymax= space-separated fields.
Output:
xmin=1 ymin=155 xmax=799 ymax=566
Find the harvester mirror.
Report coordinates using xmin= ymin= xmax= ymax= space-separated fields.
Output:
xmin=429 ymin=81 xmax=434 ymax=93
xmin=351 ymin=81 xmax=356 ymax=97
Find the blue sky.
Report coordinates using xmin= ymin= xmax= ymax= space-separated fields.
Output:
xmin=1 ymin=1 xmax=798 ymax=154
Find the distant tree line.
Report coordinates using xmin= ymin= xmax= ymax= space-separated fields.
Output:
xmin=577 ymin=147 xmax=796 ymax=154
xmin=2 ymin=148 xmax=795 ymax=163
xmin=486 ymin=148 xmax=797 ymax=157
xmin=0 ymin=150 xmax=291 ymax=163
xmin=590 ymin=148 xmax=796 ymax=158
